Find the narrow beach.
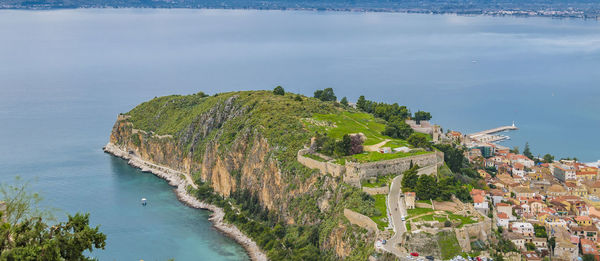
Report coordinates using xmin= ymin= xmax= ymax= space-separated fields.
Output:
xmin=102 ymin=143 xmax=268 ymax=261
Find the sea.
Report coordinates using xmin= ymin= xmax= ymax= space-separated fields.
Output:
xmin=0 ymin=9 xmax=598 ymax=260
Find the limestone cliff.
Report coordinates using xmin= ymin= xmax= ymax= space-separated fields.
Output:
xmin=107 ymin=91 xmax=377 ymax=260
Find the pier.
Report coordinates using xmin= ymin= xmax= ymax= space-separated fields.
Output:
xmin=468 ymin=122 xmax=518 ymax=143
xmin=468 ymin=122 xmax=517 ymax=137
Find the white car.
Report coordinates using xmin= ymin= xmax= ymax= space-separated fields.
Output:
xmin=401 ymin=216 xmax=406 ymax=221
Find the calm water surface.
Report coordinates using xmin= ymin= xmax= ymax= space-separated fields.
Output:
xmin=0 ymin=9 xmax=599 ymax=260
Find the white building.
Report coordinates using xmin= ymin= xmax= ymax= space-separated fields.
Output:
xmin=511 ymin=222 xmax=534 ymax=237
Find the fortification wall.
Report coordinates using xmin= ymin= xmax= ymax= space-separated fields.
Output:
xmin=297 ymin=148 xmax=444 ymax=188
xmin=346 ymin=152 xmax=439 ymax=180
xmin=362 ymin=186 xmax=389 ymax=195
xmin=343 ymin=208 xmax=378 ymax=232
xmin=454 ymin=218 xmax=492 ymax=253
xmin=297 ymin=149 xmax=345 ymax=177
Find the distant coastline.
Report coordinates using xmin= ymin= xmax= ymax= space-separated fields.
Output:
xmin=102 ymin=142 xmax=268 ymax=261
xmin=1 ymin=5 xmax=599 ymax=20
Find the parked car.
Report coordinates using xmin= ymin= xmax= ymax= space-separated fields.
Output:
xmin=410 ymin=252 xmax=419 ymax=257
xmin=426 ymin=256 xmax=434 ymax=260
xmin=401 ymin=216 xmax=406 ymax=221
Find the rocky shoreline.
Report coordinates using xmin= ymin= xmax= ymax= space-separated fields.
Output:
xmin=102 ymin=143 xmax=268 ymax=261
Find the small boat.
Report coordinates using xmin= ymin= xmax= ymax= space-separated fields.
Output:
xmin=141 ymin=198 xmax=147 ymax=206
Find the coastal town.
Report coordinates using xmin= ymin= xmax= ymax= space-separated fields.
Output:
xmin=462 ymin=130 xmax=600 ymax=261
xmin=375 ymin=119 xmax=600 ymax=261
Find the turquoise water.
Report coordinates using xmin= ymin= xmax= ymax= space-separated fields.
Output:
xmin=0 ymin=9 xmax=599 ymax=260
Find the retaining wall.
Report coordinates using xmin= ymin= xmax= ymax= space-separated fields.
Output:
xmin=343 ymin=208 xmax=378 ymax=232
xmin=297 ymin=149 xmax=345 ymax=177
xmin=346 ymin=152 xmax=439 ymax=180
xmin=362 ymin=186 xmax=390 ymax=195
xmin=297 ymin=148 xmax=445 ymax=188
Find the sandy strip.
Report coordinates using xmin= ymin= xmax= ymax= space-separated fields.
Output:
xmin=103 ymin=143 xmax=268 ymax=261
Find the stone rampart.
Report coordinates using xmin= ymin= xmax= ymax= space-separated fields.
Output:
xmin=343 ymin=208 xmax=378 ymax=232
xmin=297 ymin=148 xmax=444 ymax=188
xmin=454 ymin=217 xmax=492 ymax=252
xmin=297 ymin=149 xmax=345 ymax=177
xmin=346 ymin=152 xmax=440 ymax=180
xmin=362 ymin=186 xmax=389 ymax=195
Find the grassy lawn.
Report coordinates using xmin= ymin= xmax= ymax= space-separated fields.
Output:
xmin=304 ymin=153 xmax=327 ymax=162
xmin=438 ymin=163 xmax=453 ymax=177
xmin=383 ymin=140 xmax=410 ymax=148
xmin=333 ymin=158 xmax=346 ymax=165
xmin=437 ymin=231 xmax=462 ymax=260
xmin=361 ymin=174 xmax=395 ymax=188
xmin=370 ymin=194 xmax=388 ymax=230
xmin=413 ymin=214 xmax=448 ymax=223
xmin=406 ymin=220 xmax=411 ymax=232
xmin=412 ymin=132 xmax=433 ymax=141
xmin=304 ymin=111 xmax=389 ymax=146
xmin=352 ymin=150 xmax=432 ymax=163
xmin=407 ymin=207 xmax=434 ymax=218
xmin=446 ymin=211 xmax=479 ymax=227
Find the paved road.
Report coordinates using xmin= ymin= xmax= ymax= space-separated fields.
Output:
xmin=382 ymin=174 xmax=408 ymax=257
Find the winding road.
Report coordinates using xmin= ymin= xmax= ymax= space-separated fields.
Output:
xmin=382 ymin=174 xmax=408 ymax=257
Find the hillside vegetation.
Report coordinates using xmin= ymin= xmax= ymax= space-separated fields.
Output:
xmin=114 ymin=89 xmax=437 ymax=259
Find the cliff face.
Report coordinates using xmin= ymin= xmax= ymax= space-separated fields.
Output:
xmin=107 ymin=91 xmax=377 ymax=259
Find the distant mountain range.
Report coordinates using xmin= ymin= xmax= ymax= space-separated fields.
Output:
xmin=2 ymin=0 xmax=600 ymax=18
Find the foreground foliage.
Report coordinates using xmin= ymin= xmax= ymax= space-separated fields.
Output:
xmin=0 ymin=179 xmax=106 ymax=260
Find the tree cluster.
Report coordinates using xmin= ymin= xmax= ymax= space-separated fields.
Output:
xmin=313 ymin=88 xmax=336 ymax=102
xmin=273 ymin=86 xmax=285 ymax=95
xmin=0 ymin=179 xmax=106 ymax=260
xmin=356 ymin=95 xmax=410 ymax=122
xmin=413 ymin=110 xmax=432 ymax=124
xmin=222 ymin=189 xmax=321 ymax=260
xmin=314 ymin=133 xmax=363 ymax=157
xmin=382 ymin=118 xmax=413 ymax=139
xmin=434 ymin=144 xmax=466 ymax=173
xmin=401 ymin=165 xmax=470 ymax=201
xmin=407 ymin=133 xmax=431 ymax=149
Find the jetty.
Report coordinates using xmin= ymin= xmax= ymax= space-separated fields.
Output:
xmin=468 ymin=122 xmax=518 ymax=142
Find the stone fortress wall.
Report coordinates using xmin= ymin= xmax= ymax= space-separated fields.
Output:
xmin=297 ymin=147 xmax=444 ymax=187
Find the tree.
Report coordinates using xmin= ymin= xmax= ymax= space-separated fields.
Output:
xmin=543 ymin=154 xmax=555 ymax=163
xmin=382 ymin=118 xmax=413 ymax=139
xmin=548 ymin=237 xmax=556 ymax=252
xmin=340 ymin=97 xmax=348 ymax=106
xmin=525 ymin=242 xmax=536 ymax=251
xmin=401 ymin=165 xmax=419 ymax=191
xmin=356 ymin=95 xmax=366 ymax=111
xmin=434 ymin=144 xmax=465 ymax=173
xmin=523 ymin=142 xmax=533 ymax=159
xmin=273 ymin=86 xmax=285 ymax=95
xmin=407 ymin=133 xmax=430 ymax=149
xmin=534 ymin=224 xmax=547 ymax=238
xmin=413 ymin=111 xmax=432 ymax=124
xmin=510 ymin=146 xmax=519 ymax=154
xmin=349 ymin=134 xmax=364 ymax=155
xmin=0 ymin=179 xmax=106 ymax=260
xmin=313 ymin=88 xmax=336 ymax=102
xmin=415 ymin=174 xmax=437 ymax=200
xmin=334 ymin=134 xmax=352 ymax=156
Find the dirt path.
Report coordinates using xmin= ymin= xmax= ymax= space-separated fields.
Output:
xmin=364 ymin=139 xmax=391 ymax=152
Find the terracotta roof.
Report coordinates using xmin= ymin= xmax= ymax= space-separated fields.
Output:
xmin=473 ymin=194 xmax=485 ymax=204
xmin=497 ymin=212 xmax=509 ymax=219
xmin=548 ymin=184 xmax=566 ymax=193
xmin=571 ymin=225 xmax=598 ymax=232
xmin=575 ymin=216 xmax=592 ymax=222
